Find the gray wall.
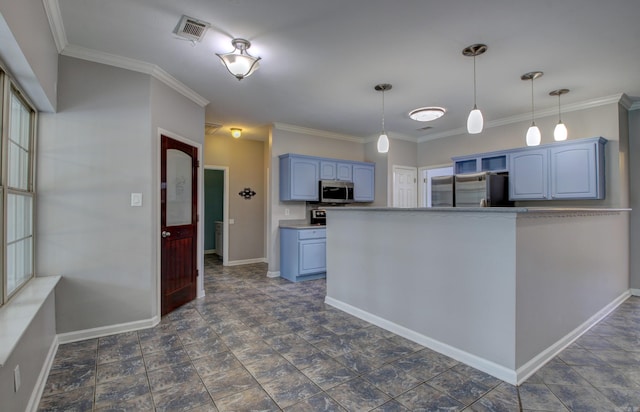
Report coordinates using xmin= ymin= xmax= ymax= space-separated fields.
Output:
xmin=630 ymin=108 xmax=639 ymax=290
xmin=0 ymin=292 xmax=56 ymax=412
xmin=37 ymin=56 xmax=204 ymax=333
xmin=0 ymin=2 xmax=58 ymax=111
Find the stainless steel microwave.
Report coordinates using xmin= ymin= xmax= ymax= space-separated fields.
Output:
xmin=319 ymin=180 xmax=354 ymax=203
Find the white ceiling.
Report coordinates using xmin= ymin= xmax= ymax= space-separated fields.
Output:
xmin=51 ymin=0 xmax=640 ymax=142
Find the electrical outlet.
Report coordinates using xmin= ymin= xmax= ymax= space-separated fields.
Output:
xmin=229 ymin=219 xmax=235 ymax=224
xmin=285 ymin=208 xmax=290 ymax=216
xmin=130 ymin=192 xmax=142 ymax=207
xmin=14 ymin=365 xmax=20 ymax=392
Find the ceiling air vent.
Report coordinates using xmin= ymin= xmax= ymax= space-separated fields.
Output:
xmin=174 ymin=15 xmax=210 ymax=43
xmin=417 ymin=126 xmax=433 ymax=131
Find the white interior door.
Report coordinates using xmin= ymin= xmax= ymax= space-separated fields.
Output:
xmin=421 ymin=165 xmax=454 ymax=207
xmin=393 ymin=166 xmax=417 ymax=208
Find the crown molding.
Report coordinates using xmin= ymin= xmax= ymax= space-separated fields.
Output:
xmin=418 ymin=93 xmax=628 ymax=142
xmin=43 ymin=0 xmax=67 ymax=53
xmin=619 ymin=93 xmax=640 ymax=111
xmin=61 ymin=44 xmax=209 ymax=107
xmin=273 ymin=122 xmax=364 ymax=143
xmin=363 ymin=132 xmax=419 ymax=145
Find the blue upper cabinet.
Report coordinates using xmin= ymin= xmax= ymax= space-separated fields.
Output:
xmin=508 ymin=137 xmax=606 ymax=201
xmin=510 ymin=149 xmax=549 ymax=200
xmin=280 ymin=154 xmax=375 ymax=202
xmin=453 ymin=152 xmax=508 ymax=174
xmin=353 ymin=163 xmax=375 ymax=202
xmin=550 ymin=139 xmax=605 ymax=199
xmin=279 ymin=154 xmax=320 ymax=201
xmin=320 ymin=160 xmax=353 ymax=181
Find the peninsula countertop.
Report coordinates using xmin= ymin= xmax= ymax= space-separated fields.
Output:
xmin=325 ymin=206 xmax=631 ymax=213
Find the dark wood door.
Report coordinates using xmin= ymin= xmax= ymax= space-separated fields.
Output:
xmin=161 ymin=135 xmax=198 ymax=316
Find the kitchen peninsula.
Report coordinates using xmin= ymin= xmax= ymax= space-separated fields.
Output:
xmin=324 ymin=207 xmax=630 ymax=385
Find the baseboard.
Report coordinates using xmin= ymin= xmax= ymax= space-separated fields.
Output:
xmin=26 ymin=335 xmax=59 ymax=412
xmin=325 ymin=296 xmax=518 ymax=385
xmin=204 ymin=249 xmax=216 ymax=255
xmin=267 ymin=271 xmax=280 ymax=278
xmin=57 ymin=316 xmax=160 ymax=344
xmin=226 ymin=257 xmax=267 ymax=266
xmin=631 ymin=288 xmax=640 ymax=297
xmin=514 ymin=289 xmax=631 ymax=384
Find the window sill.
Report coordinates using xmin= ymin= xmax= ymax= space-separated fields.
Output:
xmin=0 ymin=276 xmax=60 ymax=367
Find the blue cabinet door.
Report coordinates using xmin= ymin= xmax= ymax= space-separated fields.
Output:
xmin=509 ymin=149 xmax=548 ymax=200
xmin=320 ymin=161 xmax=337 ymax=180
xmin=280 ymin=155 xmax=319 ymax=201
xmin=299 ymin=239 xmax=326 ymax=275
xmin=353 ymin=163 xmax=375 ymax=202
xmin=550 ymin=141 xmax=603 ymax=199
xmin=336 ymin=162 xmax=353 ymax=181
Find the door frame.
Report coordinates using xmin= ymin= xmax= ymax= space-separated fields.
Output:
xmin=204 ymin=165 xmax=229 ymax=266
xmin=156 ymin=128 xmax=204 ymax=320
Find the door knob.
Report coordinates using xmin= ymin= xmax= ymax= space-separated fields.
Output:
xmin=161 ymin=231 xmax=171 ymax=238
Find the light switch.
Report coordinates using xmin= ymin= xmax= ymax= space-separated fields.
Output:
xmin=131 ymin=193 xmax=142 ymax=207
xmin=229 ymin=219 xmax=235 ymax=224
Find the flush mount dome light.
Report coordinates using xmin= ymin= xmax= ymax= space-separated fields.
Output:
xmin=408 ymin=107 xmax=446 ymax=122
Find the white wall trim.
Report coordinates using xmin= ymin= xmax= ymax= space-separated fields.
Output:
xmin=267 ymin=271 xmax=280 ymax=278
xmin=26 ymin=335 xmax=59 ymax=412
xmin=42 ymin=0 xmax=67 ymax=53
xmin=227 ymin=257 xmax=267 ymax=266
xmin=418 ymin=93 xmax=629 ymax=142
xmin=326 ymin=290 xmax=631 ymax=385
xmin=325 ymin=296 xmax=518 ymax=384
xmin=273 ymin=123 xmax=364 ymax=143
xmin=515 ymin=290 xmax=630 ymax=384
xmin=631 ymin=288 xmax=640 ymax=296
xmin=57 ymin=316 xmax=160 ymax=344
xmin=60 ymin=44 xmax=209 ymax=107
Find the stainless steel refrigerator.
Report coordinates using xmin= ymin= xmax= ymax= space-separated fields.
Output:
xmin=454 ymin=172 xmax=513 ymax=207
xmin=431 ymin=175 xmax=455 ymax=207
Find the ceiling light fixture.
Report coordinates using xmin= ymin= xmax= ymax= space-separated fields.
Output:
xmin=374 ymin=83 xmax=392 ymax=154
xmin=521 ymin=71 xmax=544 ymax=146
xmin=549 ymin=88 xmax=569 ymax=141
xmin=463 ymin=44 xmax=487 ymax=134
xmin=408 ymin=107 xmax=446 ymax=122
xmin=230 ymin=128 xmax=242 ymax=138
xmin=216 ymin=38 xmax=261 ymax=80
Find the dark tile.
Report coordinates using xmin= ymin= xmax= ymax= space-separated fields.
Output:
xmin=572 ymin=364 xmax=640 ymax=389
xmin=94 ymin=392 xmax=155 ymax=411
xmin=177 ymin=325 xmax=219 ymax=345
xmin=143 ymin=346 xmax=191 ymax=372
xmin=94 ymin=373 xmax=151 ymax=410
xmin=597 ymin=386 xmax=640 ymax=409
xmin=98 ymin=341 xmax=142 ymax=365
xmin=546 ymin=383 xmax=619 ymax=411
xmin=427 ymin=369 xmax=492 ymax=406
xmin=326 ymin=377 xmax=391 ymax=411
xmin=334 ymin=349 xmax=385 ymax=374
xmin=466 ymin=383 xmax=521 ymax=412
xmin=38 ymin=385 xmax=94 ymax=412
xmin=285 ymin=392 xmax=346 ymax=411
xmin=183 ymin=338 xmax=228 ymax=360
xmin=372 ymin=400 xmax=410 ymax=412
xmin=201 ymin=367 xmax=259 ymax=400
xmin=363 ymin=363 xmax=423 ymax=397
xmin=243 ymin=353 xmax=298 ymax=383
xmin=262 ymin=370 xmax=322 ymax=408
xmin=518 ymin=383 xmax=567 ymax=411
xmin=530 ymin=360 xmax=591 ymax=386
xmin=214 ymin=386 xmax=279 ymax=412
xmin=451 ymin=363 xmax=503 ymax=390
xmin=301 ymin=356 xmax=357 ymax=390
xmin=152 ymin=380 xmax=215 ymax=412
xmin=392 ymin=348 xmax=458 ymax=381
xmin=192 ymin=351 xmax=243 ymax=377
xmin=556 ymin=347 xmax=609 ymax=367
xmin=96 ymin=356 xmax=145 ymax=384
xmin=139 ymin=333 xmax=181 ymax=355
xmin=147 ymin=362 xmax=200 ymax=393
xmin=395 ymin=383 xmax=464 ymax=411
xmin=42 ymin=366 xmax=95 ymax=396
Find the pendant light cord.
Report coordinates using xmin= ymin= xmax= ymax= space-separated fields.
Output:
xmin=530 ymin=79 xmax=535 ymax=124
xmin=381 ymin=90 xmax=386 ymax=133
xmin=557 ymin=94 xmax=562 ymax=122
xmin=473 ymin=54 xmax=477 ymax=109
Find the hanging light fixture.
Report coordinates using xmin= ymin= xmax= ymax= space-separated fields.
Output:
xmin=521 ymin=71 xmax=544 ymax=146
xmin=374 ymin=84 xmax=392 ymax=153
xmin=462 ymin=44 xmax=487 ymax=134
xmin=216 ymin=38 xmax=261 ymax=80
xmin=549 ymin=88 xmax=569 ymax=141
xmin=230 ymin=128 xmax=242 ymax=138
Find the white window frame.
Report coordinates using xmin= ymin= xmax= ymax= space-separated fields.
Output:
xmin=0 ymin=66 xmax=37 ymax=306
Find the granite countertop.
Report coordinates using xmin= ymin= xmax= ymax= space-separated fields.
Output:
xmin=279 ymin=220 xmax=327 ymax=229
xmin=325 ymin=207 xmax=631 ymax=213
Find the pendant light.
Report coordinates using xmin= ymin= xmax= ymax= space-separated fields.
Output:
xmin=216 ymin=38 xmax=261 ymax=80
xmin=521 ymin=71 xmax=544 ymax=146
xmin=549 ymin=89 xmax=569 ymax=141
xmin=462 ymin=44 xmax=487 ymax=134
xmin=374 ymin=83 xmax=392 ymax=153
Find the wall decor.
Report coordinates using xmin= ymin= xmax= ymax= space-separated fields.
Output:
xmin=239 ymin=187 xmax=256 ymax=199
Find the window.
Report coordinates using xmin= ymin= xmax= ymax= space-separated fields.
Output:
xmin=0 ymin=68 xmax=37 ymax=306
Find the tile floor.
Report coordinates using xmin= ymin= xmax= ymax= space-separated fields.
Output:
xmin=38 ymin=255 xmax=640 ymax=411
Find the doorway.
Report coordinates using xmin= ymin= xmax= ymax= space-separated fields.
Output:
xmin=160 ymin=134 xmax=199 ymax=316
xmin=204 ymin=166 xmax=229 ymax=265
xmin=393 ymin=165 xmax=418 ymax=208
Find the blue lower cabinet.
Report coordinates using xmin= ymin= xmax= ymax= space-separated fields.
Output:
xmin=280 ymin=227 xmax=326 ymax=282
